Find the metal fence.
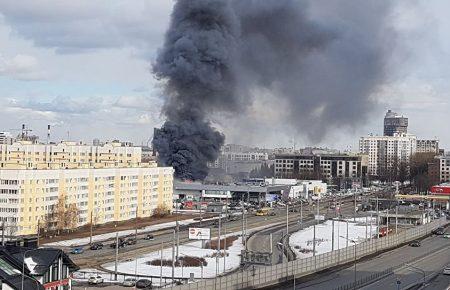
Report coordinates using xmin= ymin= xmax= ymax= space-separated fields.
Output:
xmin=171 ymin=218 xmax=447 ymax=290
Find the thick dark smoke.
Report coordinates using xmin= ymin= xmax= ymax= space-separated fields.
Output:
xmin=153 ymin=0 xmax=394 ymax=180
xmin=152 ymin=0 xmax=238 ymax=180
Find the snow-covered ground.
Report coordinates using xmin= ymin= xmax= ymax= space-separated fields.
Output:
xmin=103 ymin=234 xmax=244 ymax=279
xmin=45 ymin=217 xmax=218 ymax=247
xmin=289 ymin=217 xmax=378 ymax=259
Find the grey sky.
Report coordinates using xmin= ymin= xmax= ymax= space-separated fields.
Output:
xmin=0 ymin=1 xmax=448 ymax=150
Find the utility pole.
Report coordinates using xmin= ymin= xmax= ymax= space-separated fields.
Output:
xmin=300 ymin=199 xmax=303 ymax=228
xmin=365 ymin=215 xmax=368 ymax=240
xmin=241 ymin=195 xmax=245 ymax=245
xmin=114 ymin=232 xmax=119 ymax=280
xmin=223 ymin=199 xmax=227 ymax=272
xmin=313 ymin=224 xmax=316 ymax=256
xmin=89 ymin=211 xmax=93 ymax=245
xmin=1 ymin=220 xmax=5 ymax=246
xmin=36 ymin=219 xmax=40 ymax=247
xmin=216 ymin=215 xmax=222 ymax=278
xmin=172 ymin=229 xmax=175 ymax=282
xmin=160 ymin=240 xmax=163 ymax=286
xmin=135 ymin=204 xmax=138 ymax=240
xmin=332 ymin=219 xmax=335 ymax=251
xmin=286 ymin=204 xmax=289 ymax=238
xmin=176 ymin=199 xmax=179 ymax=260
xmin=346 ymin=220 xmax=349 ymax=248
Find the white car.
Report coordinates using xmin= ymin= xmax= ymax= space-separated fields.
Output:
xmin=123 ymin=278 xmax=137 ymax=287
xmin=443 ymin=267 xmax=450 ymax=275
xmin=88 ymin=276 xmax=104 ymax=284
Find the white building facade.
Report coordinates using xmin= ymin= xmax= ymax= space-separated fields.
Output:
xmin=359 ymin=134 xmax=417 ymax=177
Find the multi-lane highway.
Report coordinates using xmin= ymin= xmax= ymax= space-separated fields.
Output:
xmin=270 ymin=226 xmax=450 ymax=290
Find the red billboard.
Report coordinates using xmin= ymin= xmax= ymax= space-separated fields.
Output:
xmin=430 ymin=184 xmax=450 ymax=195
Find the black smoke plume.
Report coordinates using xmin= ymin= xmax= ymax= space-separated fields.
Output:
xmin=153 ymin=0 xmax=394 ymax=180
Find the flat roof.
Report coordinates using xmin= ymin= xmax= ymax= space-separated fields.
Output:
xmin=174 ymin=182 xmax=287 ymax=193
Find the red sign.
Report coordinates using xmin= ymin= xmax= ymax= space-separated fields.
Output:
xmin=430 ymin=185 xmax=450 ymax=195
xmin=44 ymin=278 xmax=70 ymax=289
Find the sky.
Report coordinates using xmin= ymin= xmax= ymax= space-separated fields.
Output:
xmin=0 ymin=1 xmax=449 ymax=150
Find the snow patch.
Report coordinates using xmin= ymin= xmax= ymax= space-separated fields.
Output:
xmin=290 ymin=217 xmax=378 ymax=258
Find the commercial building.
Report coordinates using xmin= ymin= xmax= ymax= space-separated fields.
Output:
xmin=359 ymin=134 xmax=416 ymax=178
xmin=0 ymin=141 xmax=174 ymax=236
xmin=274 ymin=153 xmax=366 ymax=182
xmin=174 ymin=182 xmax=286 ymax=206
xmin=383 ymin=110 xmax=408 ymax=136
xmin=265 ymin=178 xmax=327 ymax=200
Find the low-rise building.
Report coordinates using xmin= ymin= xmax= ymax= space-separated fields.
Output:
xmin=0 ymin=246 xmax=78 ymax=290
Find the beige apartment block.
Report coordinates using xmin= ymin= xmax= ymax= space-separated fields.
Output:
xmin=0 ymin=141 xmax=173 ymax=236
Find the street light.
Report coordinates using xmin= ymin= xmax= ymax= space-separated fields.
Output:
xmin=340 ymin=236 xmax=357 ymax=290
xmin=21 ymin=248 xmax=39 ymax=290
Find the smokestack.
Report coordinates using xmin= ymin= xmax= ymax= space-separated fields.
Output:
xmin=21 ymin=124 xmax=25 ymax=140
xmin=47 ymin=125 xmax=51 ymax=144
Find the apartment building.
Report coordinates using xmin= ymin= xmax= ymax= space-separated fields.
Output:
xmin=0 ymin=140 xmax=142 ymax=169
xmin=359 ymin=134 xmax=417 ymax=177
xmin=437 ymin=155 xmax=450 ymax=183
xmin=416 ymin=139 xmax=439 ymax=154
xmin=0 ymin=141 xmax=173 ymax=236
xmin=274 ymin=153 xmax=365 ymax=181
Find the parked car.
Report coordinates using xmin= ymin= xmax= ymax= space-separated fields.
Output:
xmin=122 ymin=278 xmax=137 ymax=287
xmin=90 ymin=243 xmax=103 ymax=250
xmin=409 ymin=240 xmax=421 ymax=247
xmin=144 ymin=234 xmax=154 ymax=241
xmin=443 ymin=266 xmax=450 ymax=275
xmin=70 ymin=247 xmax=84 ymax=254
xmin=126 ymin=238 xmax=137 ymax=245
xmin=443 ymin=233 xmax=450 ymax=239
xmin=136 ymin=279 xmax=152 ymax=289
xmin=88 ymin=275 xmax=104 ymax=284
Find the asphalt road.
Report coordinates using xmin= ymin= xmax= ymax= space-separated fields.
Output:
xmin=272 ymin=227 xmax=450 ymax=290
xmin=69 ymin=204 xmax=326 ymax=268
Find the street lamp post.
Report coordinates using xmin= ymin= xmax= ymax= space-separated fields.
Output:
xmin=341 ymin=236 xmax=357 ymax=290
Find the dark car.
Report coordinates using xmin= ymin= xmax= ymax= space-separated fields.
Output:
xmin=136 ymin=279 xmax=152 ymax=289
xmin=144 ymin=234 xmax=154 ymax=241
xmin=409 ymin=240 xmax=421 ymax=247
xmin=110 ymin=238 xmax=126 ymax=248
xmin=432 ymin=227 xmax=445 ymax=235
xmin=126 ymin=238 xmax=137 ymax=245
xmin=90 ymin=243 xmax=103 ymax=250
